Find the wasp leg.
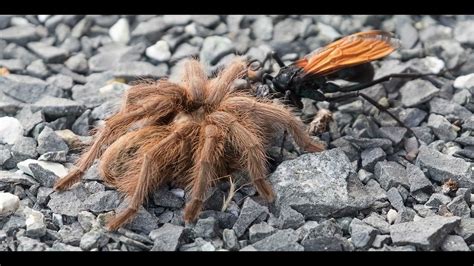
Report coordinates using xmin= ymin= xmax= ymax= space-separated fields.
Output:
xmin=337 ymin=72 xmax=441 ymax=93
xmin=323 ymin=92 xmax=419 ymax=144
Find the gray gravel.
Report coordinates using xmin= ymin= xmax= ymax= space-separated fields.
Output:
xmin=0 ymin=14 xmax=473 ymax=252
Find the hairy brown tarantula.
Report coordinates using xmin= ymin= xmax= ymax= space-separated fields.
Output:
xmin=53 ymin=57 xmax=324 ymax=230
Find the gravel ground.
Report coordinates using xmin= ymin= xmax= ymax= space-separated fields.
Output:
xmin=0 ymin=15 xmax=474 ymax=251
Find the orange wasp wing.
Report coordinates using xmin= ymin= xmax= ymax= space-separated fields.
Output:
xmin=293 ymin=30 xmax=401 ymax=77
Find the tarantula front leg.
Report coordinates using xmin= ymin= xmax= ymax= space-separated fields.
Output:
xmin=107 ymin=122 xmax=195 ymax=231
xmin=183 ymin=124 xmax=224 ymax=223
xmin=54 ymin=95 xmax=179 ymax=191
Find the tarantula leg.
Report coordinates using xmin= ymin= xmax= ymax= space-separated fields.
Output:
xmin=228 ymin=120 xmax=275 ymax=202
xmin=107 ymin=123 xmax=194 ymax=230
xmin=184 ymin=124 xmax=223 ymax=223
xmin=106 ymin=154 xmax=154 ymax=231
xmin=253 ymin=102 xmax=325 ymax=153
xmin=54 ymin=98 xmax=177 ymax=191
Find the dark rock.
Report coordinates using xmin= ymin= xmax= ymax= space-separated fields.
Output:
xmin=278 ymin=207 xmax=305 ymax=230
xmin=248 ymin=222 xmax=277 ymax=244
xmin=48 ymin=191 xmax=84 ymax=217
xmin=394 ymin=207 xmax=417 ymax=224
xmin=112 ymin=61 xmax=167 ymax=81
xmin=374 ymin=161 xmax=409 ymax=191
xmin=427 ymin=114 xmax=458 ymax=141
xmin=15 ymin=107 xmax=43 ymax=135
xmin=36 ymin=187 xmax=54 ymax=205
xmin=131 ymin=17 xmax=168 ymax=42
xmin=425 ymin=193 xmax=452 ymax=209
xmin=407 ymin=163 xmax=433 ymax=193
xmin=64 ymin=53 xmax=89 ymax=74
xmin=455 ymin=136 xmax=474 ymax=146
xmin=252 ymin=229 xmax=303 ymax=251
xmin=200 ymin=36 xmax=234 ymax=65
xmin=0 ymin=59 xmax=26 ymax=72
xmin=38 ymin=151 xmax=67 ymax=163
xmin=28 ymin=163 xmax=60 ymax=188
xmin=71 ymin=109 xmax=91 ymax=136
xmin=58 ymin=222 xmax=84 ymax=246
xmin=26 ymin=59 xmax=49 ymax=79
xmin=386 ymin=187 xmax=405 ymax=211
xmin=83 ymin=190 xmax=121 ymax=213
xmin=342 ymin=136 xmax=392 ymax=151
xmin=378 ymin=127 xmax=407 ymax=145
xmin=372 ymin=235 xmax=392 ymax=248
xmin=80 ymin=228 xmax=109 ymax=251
xmin=349 ymin=218 xmax=379 ymax=249
xmin=390 ymin=215 xmax=460 ymax=250
xmin=361 ymin=147 xmax=386 ymax=172
xmin=36 ymin=126 xmax=69 ymax=155
xmin=193 ymin=217 xmax=218 ymax=239
xmin=88 ymin=45 xmax=142 ymax=72
xmin=149 ymin=223 xmax=184 ymax=251
xmin=27 ymin=42 xmax=68 ymax=63
xmin=400 ymin=79 xmax=439 ymax=107
xmin=0 ymin=74 xmax=52 ymax=103
xmin=16 ymin=236 xmax=47 ymax=251
xmin=363 ymin=213 xmax=390 ymax=234
xmin=399 ymin=108 xmax=428 ymax=128
xmin=232 ymin=197 xmax=268 ymax=237
xmin=429 ymin=97 xmax=472 ymax=122
xmin=152 ymin=186 xmax=185 ymax=209
xmin=123 ymin=206 xmax=158 ymax=235
xmin=447 ymin=195 xmax=471 ymax=218
xmin=454 ymin=218 xmax=474 ymax=244
xmin=32 ymin=96 xmax=85 ymax=118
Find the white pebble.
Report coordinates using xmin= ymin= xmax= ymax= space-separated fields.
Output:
xmin=109 ymin=18 xmax=130 ymax=44
xmin=145 ymin=40 xmax=172 ymax=62
xmin=422 ymin=56 xmax=445 ymax=74
xmin=37 ymin=15 xmax=50 ymax=23
xmin=170 ymin=188 xmax=185 ymax=198
xmin=17 ymin=159 xmax=68 ymax=178
xmin=24 ymin=207 xmax=46 ymax=238
xmin=0 ymin=192 xmax=20 ymax=217
xmin=387 ymin=209 xmax=398 ymax=224
xmin=413 ymin=215 xmax=422 ymax=222
xmin=0 ymin=117 xmax=24 ymax=145
xmin=454 ymin=73 xmax=474 ymax=90
xmin=201 ymin=242 xmax=216 ymax=251
xmin=99 ymin=82 xmax=130 ymax=95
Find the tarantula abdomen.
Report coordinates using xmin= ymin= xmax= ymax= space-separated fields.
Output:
xmin=54 ymin=56 xmax=324 ymax=231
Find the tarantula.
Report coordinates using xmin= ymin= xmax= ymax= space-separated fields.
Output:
xmin=53 ymin=57 xmax=324 ymax=231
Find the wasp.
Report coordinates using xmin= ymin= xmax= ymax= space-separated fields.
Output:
xmin=247 ymin=30 xmax=449 ymax=138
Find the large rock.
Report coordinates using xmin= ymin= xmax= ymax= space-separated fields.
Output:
xmin=390 ymin=215 xmax=461 ymax=250
xmin=268 ymin=149 xmax=375 ymax=220
xmin=416 ymin=145 xmax=473 ymax=188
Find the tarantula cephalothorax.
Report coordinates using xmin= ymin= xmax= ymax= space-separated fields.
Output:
xmin=53 ymin=57 xmax=324 ymax=231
